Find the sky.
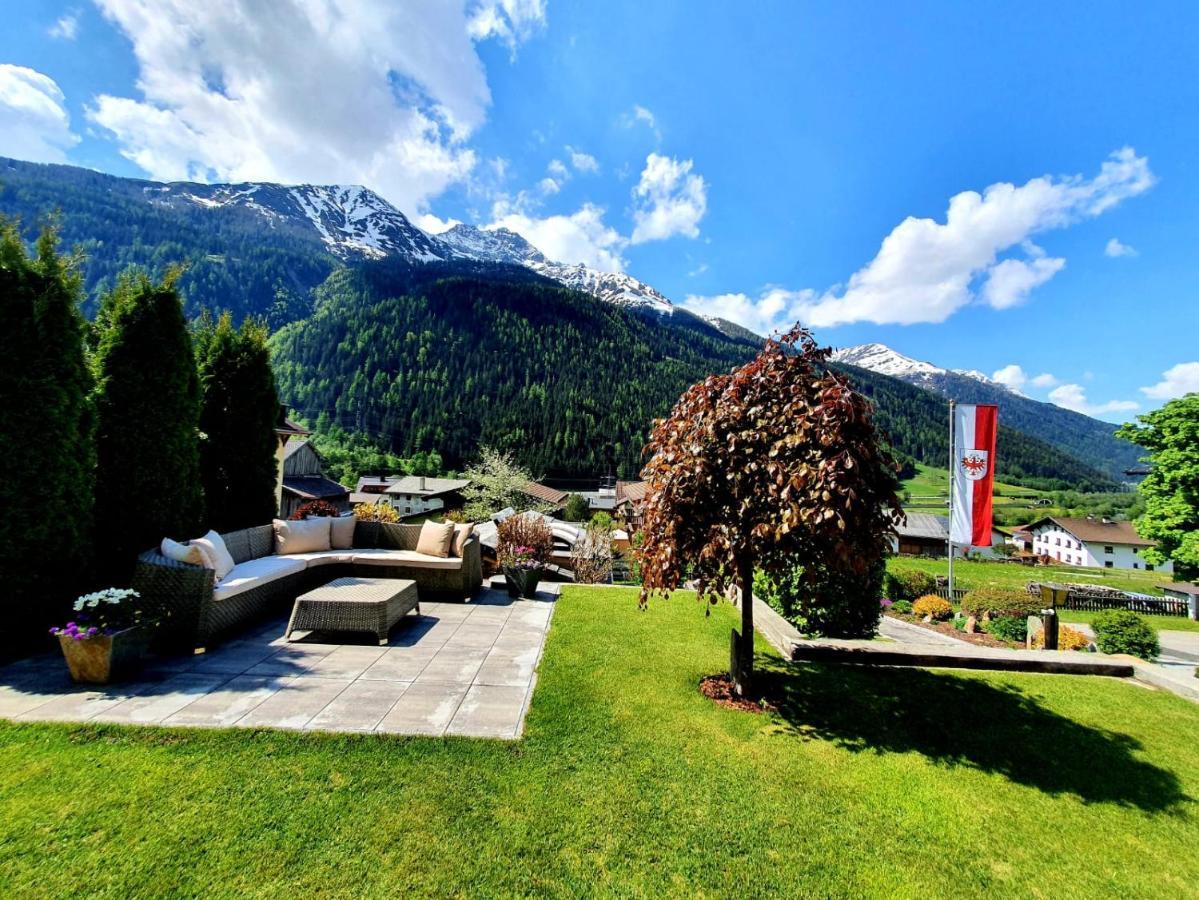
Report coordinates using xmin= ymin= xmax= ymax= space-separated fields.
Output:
xmin=2 ymin=1 xmax=1198 ymax=423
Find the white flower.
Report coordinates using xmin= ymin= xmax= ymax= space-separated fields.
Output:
xmin=73 ymin=600 xmax=84 ymax=611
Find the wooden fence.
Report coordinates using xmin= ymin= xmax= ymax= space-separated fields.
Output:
xmin=1062 ymin=592 xmax=1190 ymax=618
xmin=934 ymin=587 xmax=968 ymax=603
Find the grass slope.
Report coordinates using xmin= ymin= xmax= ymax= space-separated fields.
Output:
xmin=1 ymin=588 xmax=1198 ymax=896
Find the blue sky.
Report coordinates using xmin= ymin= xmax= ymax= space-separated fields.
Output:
xmin=2 ymin=1 xmax=1198 ymax=422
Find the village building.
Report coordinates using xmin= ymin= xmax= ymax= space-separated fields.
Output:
xmin=522 ymin=481 xmax=569 ymax=513
xmin=615 ymin=480 xmax=648 ymax=527
xmin=890 ymin=513 xmax=1006 ymax=558
xmin=352 ymin=475 xmax=470 ymax=518
xmin=279 ymin=439 xmax=350 ymax=519
xmin=1025 ymin=516 xmax=1172 ymax=573
xmin=273 ymin=405 xmax=310 ymax=512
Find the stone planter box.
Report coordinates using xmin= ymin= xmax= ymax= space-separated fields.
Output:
xmin=58 ymin=627 xmax=149 ymax=684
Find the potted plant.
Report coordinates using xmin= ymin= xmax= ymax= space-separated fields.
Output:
xmin=502 ymin=545 xmax=547 ymax=598
xmin=50 ymin=588 xmax=154 ymax=684
xmin=497 ymin=514 xmax=554 ymax=598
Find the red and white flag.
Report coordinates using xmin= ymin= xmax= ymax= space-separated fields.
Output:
xmin=950 ymin=404 xmax=998 ymax=548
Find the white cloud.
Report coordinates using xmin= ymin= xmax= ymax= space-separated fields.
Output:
xmin=0 ymin=65 xmax=80 ymax=163
xmin=490 ymin=202 xmax=627 ymax=272
xmin=49 ymin=9 xmax=81 ymax=40
xmin=686 ymin=149 xmax=1154 ymax=334
xmin=991 ymin=364 xmax=1028 ymax=392
xmin=537 ymin=176 xmax=560 ymax=195
xmin=981 ymin=254 xmax=1066 ymax=309
xmin=566 ymin=146 xmax=598 ymax=173
xmin=415 ymin=212 xmax=460 ymax=234
xmin=547 ymin=158 xmax=568 ymax=178
xmin=1105 ymin=237 xmax=1138 ymax=258
xmin=683 ymin=288 xmax=811 ymax=336
xmin=1048 ymin=383 xmax=1138 ymax=418
xmin=1140 ymin=362 xmax=1199 ymax=400
xmin=87 ymin=0 xmax=540 ymax=215
xmin=1030 ymin=372 xmax=1059 ymax=388
xmin=467 ymin=0 xmax=547 ymax=52
xmin=620 ymin=104 xmax=660 ymax=140
xmin=630 ymin=152 xmax=708 ymax=244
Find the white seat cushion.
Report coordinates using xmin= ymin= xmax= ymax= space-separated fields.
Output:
xmin=277 ymin=550 xmax=356 ymax=568
xmin=213 ymin=556 xmax=307 ymax=601
xmin=352 ymin=549 xmax=462 ymax=570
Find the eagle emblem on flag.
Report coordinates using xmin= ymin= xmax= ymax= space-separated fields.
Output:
xmin=959 ymin=450 xmax=989 ymax=481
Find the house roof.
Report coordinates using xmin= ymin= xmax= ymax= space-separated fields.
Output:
xmin=384 ymin=476 xmax=471 ymax=497
xmin=282 ymin=475 xmax=349 ymax=500
xmin=283 ymin=438 xmax=310 ymax=460
xmin=616 ymin=480 xmax=648 ymax=504
xmin=895 ymin=513 xmax=948 ymax=541
xmin=523 ymin=481 xmax=568 ymax=505
xmin=1160 ymin=582 xmax=1199 ymax=596
xmin=355 ymin=475 xmax=397 ymax=493
xmin=349 ymin=492 xmax=384 ymax=505
xmin=1028 ymin=516 xmax=1154 ymax=547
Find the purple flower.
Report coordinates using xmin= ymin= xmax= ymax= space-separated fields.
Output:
xmin=86 ymin=627 xmax=99 ymax=636
xmin=73 ymin=633 xmax=85 ymax=641
xmin=880 ymin=598 xmax=893 ymax=607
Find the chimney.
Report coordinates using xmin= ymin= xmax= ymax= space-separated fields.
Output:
xmin=419 ymin=476 xmax=426 ymax=491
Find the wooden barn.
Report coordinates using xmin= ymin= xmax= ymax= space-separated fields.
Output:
xmin=279 ymin=439 xmax=350 ymax=518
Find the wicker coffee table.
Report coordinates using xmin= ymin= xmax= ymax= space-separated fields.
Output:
xmin=285 ymin=577 xmax=420 ymax=645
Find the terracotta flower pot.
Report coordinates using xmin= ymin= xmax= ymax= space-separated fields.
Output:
xmin=58 ymin=627 xmax=148 ymax=684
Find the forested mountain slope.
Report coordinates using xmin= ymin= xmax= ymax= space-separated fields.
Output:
xmin=271 ymin=263 xmax=1119 ymax=489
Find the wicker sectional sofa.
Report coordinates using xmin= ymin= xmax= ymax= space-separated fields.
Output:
xmin=133 ymin=521 xmax=482 ymax=651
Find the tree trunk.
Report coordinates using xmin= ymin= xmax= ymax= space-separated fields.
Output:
xmin=732 ymin=555 xmax=755 ymax=696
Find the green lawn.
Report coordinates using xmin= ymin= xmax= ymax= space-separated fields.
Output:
xmin=888 ymin=554 xmax=1169 ymax=596
xmin=2 ymin=587 xmax=1199 ymax=896
xmin=1056 ymin=609 xmax=1199 ymax=634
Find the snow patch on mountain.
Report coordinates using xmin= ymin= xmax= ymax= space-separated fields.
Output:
xmin=832 ymin=343 xmax=1013 ymax=393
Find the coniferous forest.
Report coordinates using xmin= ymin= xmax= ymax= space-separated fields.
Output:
xmin=271 ymin=261 xmax=1121 ymax=489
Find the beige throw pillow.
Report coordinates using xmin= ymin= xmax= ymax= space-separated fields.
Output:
xmin=415 ymin=521 xmax=455 ymax=558
xmin=328 ymin=516 xmax=356 ymax=550
xmin=273 ymin=518 xmax=331 ymax=555
xmin=193 ymin=530 xmax=235 ymax=581
xmin=161 ymin=537 xmax=206 ymax=566
xmin=451 ymin=523 xmax=475 ymax=557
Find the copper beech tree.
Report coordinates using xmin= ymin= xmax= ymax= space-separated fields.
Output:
xmin=637 ymin=327 xmax=903 ymax=695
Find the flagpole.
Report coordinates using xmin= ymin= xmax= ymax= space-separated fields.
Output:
xmin=947 ymin=399 xmax=955 ymax=601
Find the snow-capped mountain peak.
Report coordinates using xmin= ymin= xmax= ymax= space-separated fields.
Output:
xmin=830 ymin=343 xmax=946 ymax=380
xmin=832 ymin=343 xmax=1016 ymax=393
xmin=436 ymin=223 xmax=675 ymax=315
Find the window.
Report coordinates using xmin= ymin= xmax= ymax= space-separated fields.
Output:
xmin=1055 ymin=537 xmax=1061 ymax=546
xmin=1133 ymin=563 xmax=1140 ymax=569
xmin=1104 ymin=546 xmax=1113 ymax=554
xmin=1104 ymin=561 xmax=1113 ymax=569
xmin=1146 ymin=564 xmax=1155 ymax=572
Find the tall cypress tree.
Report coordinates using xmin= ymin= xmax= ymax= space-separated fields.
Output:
xmin=0 ymin=221 xmax=94 ymax=645
xmin=196 ymin=312 xmax=281 ymax=531
xmin=93 ymin=270 xmax=202 ymax=580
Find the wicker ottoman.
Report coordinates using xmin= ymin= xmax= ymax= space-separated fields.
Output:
xmin=285 ymin=577 xmax=420 ymax=645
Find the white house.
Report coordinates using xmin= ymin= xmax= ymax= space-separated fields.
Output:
xmin=351 ymin=475 xmax=471 ymax=518
xmin=1026 ymin=516 xmax=1172 ymax=574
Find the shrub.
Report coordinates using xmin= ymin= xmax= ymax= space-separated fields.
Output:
xmin=1032 ymin=624 xmax=1091 ymax=651
xmin=291 ymin=499 xmax=340 ymax=520
xmin=961 ymin=588 xmax=1041 ymax=620
xmin=354 ymin=502 xmax=398 ymax=523
xmin=890 ymin=599 xmax=913 ymax=615
xmin=755 ymin=557 xmax=886 ymax=639
xmin=884 ymin=569 xmax=938 ymax=602
xmin=985 ymin=615 xmax=1027 ymax=643
xmin=1091 ymin=610 xmax=1159 ymax=660
xmin=952 ymin=616 xmax=967 ymax=631
xmin=912 ymin=595 xmax=953 ymax=621
xmin=570 ymin=521 xmax=613 ymax=584
xmin=497 ymin=514 xmax=554 ymax=568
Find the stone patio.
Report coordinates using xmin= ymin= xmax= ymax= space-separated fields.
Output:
xmin=0 ymin=579 xmax=558 ymax=739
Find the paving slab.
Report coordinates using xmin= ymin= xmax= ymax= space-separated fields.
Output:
xmin=307 ymin=679 xmax=410 ymax=732
xmin=416 ymin=644 xmax=489 ymax=684
xmin=446 ymin=684 xmax=529 ymax=739
xmin=359 ymin=645 xmax=440 ymax=682
xmin=163 ymin=675 xmax=288 ymax=727
xmin=92 ymin=673 xmax=232 ymax=725
xmin=304 ymin=646 xmax=388 ymax=679
xmin=377 ymin=681 xmax=468 ymax=736
xmin=237 ymin=676 xmax=351 ymax=730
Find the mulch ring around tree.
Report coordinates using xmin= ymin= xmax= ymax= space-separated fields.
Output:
xmin=699 ymin=674 xmax=779 ymax=713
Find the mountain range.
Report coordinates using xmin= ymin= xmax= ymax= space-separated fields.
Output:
xmin=0 ymin=156 xmax=1133 ymax=487
xmin=830 ymin=343 xmax=1142 ymax=481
